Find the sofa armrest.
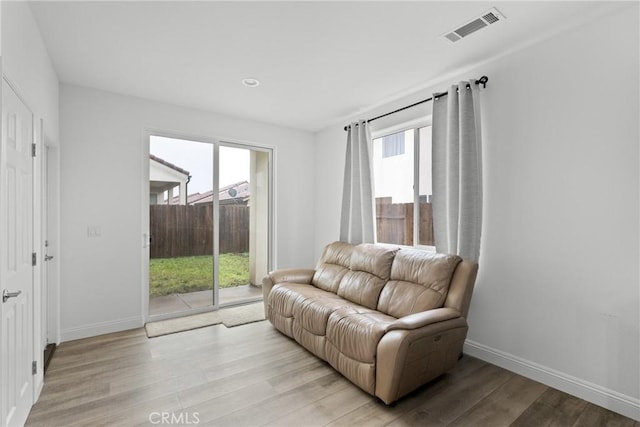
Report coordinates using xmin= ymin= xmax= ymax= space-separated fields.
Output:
xmin=386 ymin=308 xmax=462 ymax=331
xmin=376 ymin=316 xmax=468 ymax=404
xmin=262 ymin=268 xmax=315 ymax=302
xmin=264 ymin=268 xmax=315 ymax=286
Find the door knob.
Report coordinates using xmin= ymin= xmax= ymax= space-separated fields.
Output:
xmin=45 ymin=255 xmax=54 ymax=261
xmin=2 ymin=289 xmax=22 ymax=303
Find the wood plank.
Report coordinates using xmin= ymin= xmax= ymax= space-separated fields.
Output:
xmin=264 ymin=378 xmax=372 ymax=426
xmin=83 ymin=393 xmax=183 ymax=427
xmin=200 ymin=370 xmax=351 ymax=426
xmin=511 ymin=388 xmax=588 ymax=427
xmin=25 ymin=321 xmax=639 ymax=427
xmin=177 ymin=346 xmax=321 ymax=409
xmin=448 ymin=374 xmax=548 ymax=426
xmin=150 ymin=203 xmax=249 ymax=257
xmin=327 ymin=356 xmax=487 ymax=427
xmin=387 ymin=362 xmax=514 ymax=426
xmin=572 ymin=403 xmax=637 ymax=427
xmin=173 ymin=379 xmax=277 ymax=427
xmin=181 ymin=367 xmax=341 ymax=426
xmin=27 ymin=372 xmax=197 ymax=426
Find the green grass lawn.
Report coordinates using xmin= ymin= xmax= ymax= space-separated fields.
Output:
xmin=149 ymin=253 xmax=250 ymax=297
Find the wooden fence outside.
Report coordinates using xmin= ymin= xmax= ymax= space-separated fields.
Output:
xmin=150 ymin=204 xmax=249 ymax=258
xmin=376 ymin=199 xmax=434 ymax=246
xmin=151 ymin=200 xmax=430 ymax=258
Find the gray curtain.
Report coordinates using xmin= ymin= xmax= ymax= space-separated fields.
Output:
xmin=340 ymin=120 xmax=375 ymax=244
xmin=432 ymin=82 xmax=483 ymax=262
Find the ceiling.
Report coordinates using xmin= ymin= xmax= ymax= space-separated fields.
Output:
xmin=29 ymin=1 xmax=622 ymax=132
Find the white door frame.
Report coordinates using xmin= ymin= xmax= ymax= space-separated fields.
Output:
xmin=32 ymin=117 xmax=44 ymax=399
xmin=44 ymin=144 xmax=60 ymax=346
xmin=36 ymin=126 xmax=61 ymax=360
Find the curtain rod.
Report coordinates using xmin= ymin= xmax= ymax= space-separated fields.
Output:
xmin=343 ymin=76 xmax=488 ymax=131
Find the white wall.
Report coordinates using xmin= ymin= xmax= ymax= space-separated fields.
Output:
xmin=2 ymin=2 xmax=59 ymax=146
xmin=59 ymin=84 xmax=316 ymax=340
xmin=313 ymin=4 xmax=639 ymax=420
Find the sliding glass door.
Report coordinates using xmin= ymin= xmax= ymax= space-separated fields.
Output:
xmin=147 ymin=135 xmax=271 ymax=319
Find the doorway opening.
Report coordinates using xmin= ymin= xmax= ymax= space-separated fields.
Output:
xmin=146 ymin=135 xmax=271 ymax=319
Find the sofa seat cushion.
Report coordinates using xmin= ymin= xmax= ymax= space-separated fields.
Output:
xmin=325 ymin=307 xmax=397 ymax=394
xmin=290 ymin=295 xmax=353 ymax=360
xmin=293 ymin=295 xmax=349 ymax=336
xmin=326 ymin=307 xmax=396 ymax=364
xmin=270 ymin=283 xmax=360 ymax=336
xmin=270 ymin=281 xmax=377 ymax=361
xmin=267 ymin=283 xmax=328 ymax=338
xmin=269 ymin=283 xmax=334 ymax=318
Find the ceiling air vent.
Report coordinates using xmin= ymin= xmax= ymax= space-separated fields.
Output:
xmin=441 ymin=7 xmax=506 ymax=43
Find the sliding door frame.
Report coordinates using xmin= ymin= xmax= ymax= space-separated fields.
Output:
xmin=215 ymin=141 xmax=274 ymax=308
xmin=142 ymin=129 xmax=274 ymax=323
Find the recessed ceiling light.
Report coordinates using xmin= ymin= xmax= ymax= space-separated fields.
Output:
xmin=242 ymin=78 xmax=260 ymax=87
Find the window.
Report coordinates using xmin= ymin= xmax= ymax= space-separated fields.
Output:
xmin=382 ymin=132 xmax=405 ymax=157
xmin=372 ymin=126 xmax=433 ymax=247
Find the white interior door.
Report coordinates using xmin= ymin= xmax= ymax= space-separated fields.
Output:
xmin=1 ymin=79 xmax=35 ymax=427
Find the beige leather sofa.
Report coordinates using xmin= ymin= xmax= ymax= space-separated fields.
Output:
xmin=262 ymin=241 xmax=478 ymax=404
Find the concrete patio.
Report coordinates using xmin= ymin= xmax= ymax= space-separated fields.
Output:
xmin=149 ymin=284 xmax=262 ymax=316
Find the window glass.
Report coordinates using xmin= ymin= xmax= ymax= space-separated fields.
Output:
xmin=373 ymin=129 xmax=414 ymax=245
xmin=418 ymin=126 xmax=434 ymax=246
xmin=382 ymin=132 xmax=405 ymax=158
xmin=372 ymin=126 xmax=434 ymax=247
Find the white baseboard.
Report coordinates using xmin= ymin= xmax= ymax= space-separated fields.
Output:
xmin=463 ymin=340 xmax=640 ymax=422
xmin=61 ymin=316 xmax=144 ymax=342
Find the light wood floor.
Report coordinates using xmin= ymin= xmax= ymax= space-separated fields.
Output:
xmin=26 ymin=321 xmax=638 ymax=427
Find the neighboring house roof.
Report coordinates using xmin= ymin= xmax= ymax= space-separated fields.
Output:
xmin=171 ymin=181 xmax=250 ymax=205
xmin=149 ymin=154 xmax=192 ymax=200
xmin=149 ymin=154 xmax=190 ymax=177
xmin=185 ymin=190 xmax=214 ymax=205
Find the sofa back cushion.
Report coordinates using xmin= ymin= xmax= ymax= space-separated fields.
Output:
xmin=312 ymin=241 xmax=354 ymax=293
xmin=336 ymin=244 xmax=399 ymax=309
xmin=377 ymin=250 xmax=461 ymax=318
